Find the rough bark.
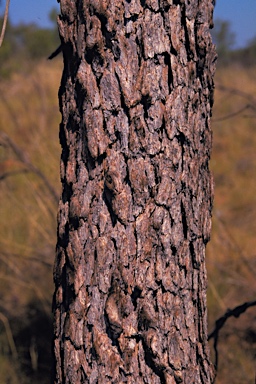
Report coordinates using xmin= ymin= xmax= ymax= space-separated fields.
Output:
xmin=53 ymin=0 xmax=216 ymax=383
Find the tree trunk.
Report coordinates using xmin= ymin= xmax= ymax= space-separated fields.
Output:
xmin=53 ymin=0 xmax=216 ymax=383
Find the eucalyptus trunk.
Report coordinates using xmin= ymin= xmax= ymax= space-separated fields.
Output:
xmin=53 ymin=0 xmax=216 ymax=382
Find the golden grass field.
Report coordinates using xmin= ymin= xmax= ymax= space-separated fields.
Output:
xmin=207 ymin=65 xmax=256 ymax=383
xmin=0 ymin=60 xmax=255 ymax=383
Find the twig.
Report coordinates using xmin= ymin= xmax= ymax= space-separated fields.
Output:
xmin=212 ymin=104 xmax=253 ymax=122
xmin=0 ymin=131 xmax=59 ymax=203
xmin=0 ymin=168 xmax=29 ymax=181
xmin=48 ymin=44 xmax=62 ymax=60
xmin=216 ymin=84 xmax=256 ymax=105
xmin=208 ymin=300 xmax=256 ymax=374
xmin=214 ymin=212 xmax=256 ymax=278
xmin=0 ymin=311 xmax=18 ymax=359
xmin=0 ymin=0 xmax=10 ymax=47
xmin=213 ymin=84 xmax=256 ymax=122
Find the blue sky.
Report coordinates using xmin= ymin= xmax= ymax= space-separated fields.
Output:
xmin=0 ymin=0 xmax=255 ymax=48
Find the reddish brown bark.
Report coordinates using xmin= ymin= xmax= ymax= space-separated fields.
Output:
xmin=53 ymin=0 xmax=216 ymax=382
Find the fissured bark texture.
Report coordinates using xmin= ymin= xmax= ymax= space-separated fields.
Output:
xmin=53 ymin=0 xmax=216 ymax=383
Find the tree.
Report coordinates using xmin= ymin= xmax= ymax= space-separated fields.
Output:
xmin=0 ymin=9 xmax=60 ymax=77
xmin=210 ymin=18 xmax=235 ymax=64
xmin=53 ymin=1 xmax=217 ymax=383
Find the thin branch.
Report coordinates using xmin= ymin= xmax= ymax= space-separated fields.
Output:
xmin=208 ymin=300 xmax=256 ymax=374
xmin=242 ymin=114 xmax=256 ymax=119
xmin=48 ymin=44 xmax=62 ymax=60
xmin=0 ymin=273 xmax=51 ymax=314
xmin=0 ymin=168 xmax=29 ymax=181
xmin=0 ymin=249 xmax=53 ymax=271
xmin=0 ymin=131 xmax=59 ymax=203
xmin=216 ymin=84 xmax=256 ymax=105
xmin=213 ymin=84 xmax=256 ymax=122
xmin=212 ymin=104 xmax=253 ymax=122
xmin=0 ymin=311 xmax=18 ymax=359
xmin=0 ymin=0 xmax=10 ymax=47
xmin=214 ymin=212 xmax=256 ymax=278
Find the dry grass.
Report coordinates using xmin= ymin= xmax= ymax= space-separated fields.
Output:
xmin=207 ymin=64 xmax=256 ymax=383
xmin=0 ymin=59 xmax=62 ymax=382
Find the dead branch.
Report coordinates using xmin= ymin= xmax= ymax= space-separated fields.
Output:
xmin=0 ymin=168 xmax=29 ymax=181
xmin=0 ymin=0 xmax=10 ymax=47
xmin=216 ymin=84 xmax=256 ymax=105
xmin=0 ymin=311 xmax=18 ymax=359
xmin=208 ymin=300 xmax=256 ymax=374
xmin=0 ymin=131 xmax=59 ymax=203
xmin=212 ymin=104 xmax=255 ymax=122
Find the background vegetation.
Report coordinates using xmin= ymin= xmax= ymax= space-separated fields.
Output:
xmin=0 ymin=12 xmax=255 ymax=383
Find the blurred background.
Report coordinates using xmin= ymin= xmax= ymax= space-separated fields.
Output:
xmin=0 ymin=1 xmax=255 ymax=383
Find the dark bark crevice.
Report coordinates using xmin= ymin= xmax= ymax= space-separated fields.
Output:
xmin=102 ymin=187 xmax=117 ymax=226
xmin=180 ymin=200 xmax=188 ymax=239
xmin=142 ymin=338 xmax=166 ymax=384
xmin=131 ymin=286 xmax=142 ymax=309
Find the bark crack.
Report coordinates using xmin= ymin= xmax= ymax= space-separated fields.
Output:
xmin=141 ymin=335 xmax=166 ymax=384
xmin=180 ymin=200 xmax=188 ymax=239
